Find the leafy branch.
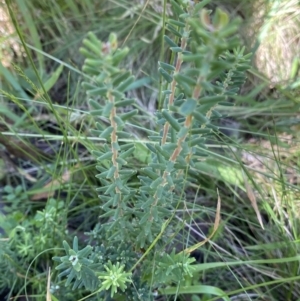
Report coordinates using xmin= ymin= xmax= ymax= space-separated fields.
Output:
xmin=53 ymin=1 xmax=252 ymax=299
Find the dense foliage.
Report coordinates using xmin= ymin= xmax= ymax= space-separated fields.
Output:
xmin=1 ymin=0 xmax=300 ymax=301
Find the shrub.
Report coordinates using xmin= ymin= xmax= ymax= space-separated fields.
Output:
xmin=53 ymin=1 xmax=251 ymax=300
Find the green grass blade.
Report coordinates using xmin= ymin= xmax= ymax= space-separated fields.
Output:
xmin=14 ymin=0 xmax=44 ymax=71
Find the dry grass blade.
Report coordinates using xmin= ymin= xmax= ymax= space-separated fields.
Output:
xmin=122 ymin=0 xmax=151 ymax=46
xmin=184 ymin=189 xmax=221 ymax=254
xmin=243 ymin=170 xmax=265 ymax=229
xmin=31 ymin=164 xmax=80 ymax=200
xmin=46 ymin=267 xmax=52 ymax=301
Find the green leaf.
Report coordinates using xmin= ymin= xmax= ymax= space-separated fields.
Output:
xmin=72 ymin=236 xmax=79 ymax=252
xmin=162 ymin=109 xmax=181 ymax=131
xmin=89 ymin=109 xmax=103 ymax=116
xmin=112 ymin=71 xmax=131 ymax=86
xmin=218 ymin=22 xmax=240 ymax=38
xmin=170 ymin=46 xmax=183 ymax=53
xmin=175 ymin=73 xmax=197 ymax=86
xmin=125 ymin=76 xmax=152 ymax=91
xmin=87 ymin=31 xmax=102 ymax=48
xmin=218 ymin=101 xmax=234 ymax=106
xmin=177 ymin=126 xmax=189 ymax=139
xmin=89 ymin=99 xmax=103 ymax=110
xmin=79 ymin=47 xmax=98 ymax=59
xmin=87 ymin=87 xmax=108 ymax=96
xmin=112 ymin=141 xmax=120 ymax=151
xmin=179 ymin=98 xmax=197 ymax=116
xmin=166 ymin=24 xmax=182 ymax=38
xmin=42 ymin=64 xmax=64 ymax=93
xmin=150 ymin=176 xmax=163 ymax=189
xmin=161 ymin=285 xmax=230 ymax=301
xmin=116 ymin=131 xmax=132 ymax=138
xmin=182 ymin=53 xmax=203 ymax=62
xmin=81 ymin=266 xmax=99 ymax=291
xmin=190 ymin=128 xmax=211 ymax=134
xmin=82 ymin=39 xmax=101 ymax=55
xmin=111 ymin=89 xmax=123 ymax=100
xmin=199 ymin=95 xmax=225 ymax=105
xmin=77 ymin=245 xmax=93 ymax=257
xmin=112 ymin=193 xmax=121 ymax=206
xmin=82 ymin=65 xmax=101 ymax=76
xmin=155 ymin=144 xmax=170 ymax=160
xmin=96 ymin=123 xmax=105 ymax=131
xmin=141 ymin=197 xmax=156 ymax=209
xmin=190 ymin=136 xmax=207 ymax=147
xmin=159 ymin=67 xmax=173 ymax=83
xmin=115 ymin=98 xmax=135 ymax=107
xmin=102 ymin=102 xmax=114 ymax=116
xmin=194 ymin=0 xmax=210 ymax=12
xmin=119 ymin=169 xmax=136 ymax=176
xmin=116 ymin=75 xmax=135 ymax=92
xmin=168 ymin=19 xmax=185 ymax=28
xmin=65 ymin=269 xmax=77 ymax=287
xmin=141 ymin=167 xmax=158 ymax=179
xmin=175 ymin=92 xmax=184 ymax=101
xmin=113 ymin=115 xmax=124 ymax=127
xmin=170 ymin=0 xmax=185 ymax=15
xmin=106 ymin=166 xmax=117 ymax=179
xmin=149 ymin=163 xmax=168 ymax=170
xmin=119 ymin=146 xmax=135 ymax=159
xmin=192 ymin=111 xmax=208 ymax=124
xmin=116 ymin=157 xmax=127 ymax=165
xmin=63 ymin=241 xmax=71 ymax=254
xmin=158 ymin=61 xmax=175 ymax=71
xmin=97 ymin=151 xmax=113 ymax=161
xmin=164 ymin=35 xmax=178 ymax=47
xmin=212 ymin=109 xmax=222 ymax=118
xmin=112 ymin=47 xmax=130 ymax=66
xmin=213 ymin=8 xmax=229 ymax=29
xmin=139 ymin=212 xmax=151 ymax=225
xmin=119 ymin=109 xmax=138 ymax=120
